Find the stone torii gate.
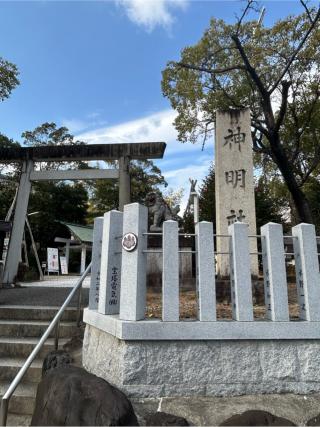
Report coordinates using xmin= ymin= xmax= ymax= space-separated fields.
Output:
xmin=0 ymin=142 xmax=166 ymax=285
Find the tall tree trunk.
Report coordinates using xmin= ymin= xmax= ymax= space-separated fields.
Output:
xmin=270 ymin=134 xmax=313 ymax=224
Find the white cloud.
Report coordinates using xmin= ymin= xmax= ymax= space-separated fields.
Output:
xmin=78 ymin=108 xmax=213 ymax=213
xmin=77 ymin=108 xmax=212 ymax=155
xmin=116 ymin=0 xmax=188 ymax=31
xmin=61 ymin=112 xmax=108 ymax=134
xmin=61 ymin=119 xmax=89 ymax=133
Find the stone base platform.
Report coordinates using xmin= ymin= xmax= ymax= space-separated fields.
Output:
xmin=83 ymin=321 xmax=320 ymax=399
xmin=131 ymin=394 xmax=320 ymax=426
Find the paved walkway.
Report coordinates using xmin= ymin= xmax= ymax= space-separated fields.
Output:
xmin=0 ymin=275 xmax=90 ymax=307
xmin=22 ymin=275 xmax=90 ymax=288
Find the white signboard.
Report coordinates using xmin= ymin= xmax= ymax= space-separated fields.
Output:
xmin=60 ymin=256 xmax=68 ymax=275
xmin=47 ymin=248 xmax=59 ymax=273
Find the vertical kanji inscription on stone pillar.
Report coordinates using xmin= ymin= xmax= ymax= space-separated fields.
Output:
xmin=215 ymin=108 xmax=258 ymax=277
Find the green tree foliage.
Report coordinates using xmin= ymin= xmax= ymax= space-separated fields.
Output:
xmin=199 ymin=164 xmax=216 ymax=224
xmin=22 ymin=122 xmax=87 ymax=170
xmin=28 ymin=182 xmax=88 ymax=254
xmin=0 ymin=57 xmax=19 ymax=101
xmin=298 ymin=178 xmax=320 ymax=233
xmin=254 ymin=177 xmax=284 ymax=231
xmin=162 ymin=1 xmax=320 ymax=223
xmin=0 ymin=133 xmax=21 ymax=174
xmin=87 ymin=160 xmax=167 ymax=221
xmin=22 ymin=122 xmax=83 ymax=147
xmin=195 ymin=165 xmax=284 ymax=232
xmin=0 ymin=180 xmax=17 ymax=220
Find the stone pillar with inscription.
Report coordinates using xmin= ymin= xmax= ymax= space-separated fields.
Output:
xmin=215 ymin=108 xmax=258 ymax=277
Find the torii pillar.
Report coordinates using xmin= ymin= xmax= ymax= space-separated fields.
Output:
xmin=0 ymin=142 xmax=166 ymax=285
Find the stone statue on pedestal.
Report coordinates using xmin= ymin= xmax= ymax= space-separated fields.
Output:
xmin=145 ymin=192 xmax=180 ymax=232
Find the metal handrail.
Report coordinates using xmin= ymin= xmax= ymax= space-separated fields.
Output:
xmin=0 ymin=262 xmax=92 ymax=426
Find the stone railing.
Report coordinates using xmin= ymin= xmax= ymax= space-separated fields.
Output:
xmin=84 ymin=202 xmax=320 ymax=340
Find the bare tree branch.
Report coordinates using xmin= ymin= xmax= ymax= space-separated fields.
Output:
xmin=235 ymin=0 xmax=256 ymax=35
xmin=231 ymin=34 xmax=270 ymax=100
xmin=300 ymin=0 xmax=313 ymax=23
xmin=176 ymin=62 xmax=245 ymax=75
xmin=251 ymin=118 xmax=269 ymax=137
xmin=274 ymin=80 xmax=291 ymax=132
xmin=269 ymin=5 xmax=320 ymax=94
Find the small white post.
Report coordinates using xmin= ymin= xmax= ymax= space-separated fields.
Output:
xmin=88 ymin=217 xmax=103 ymax=310
xmin=119 ymin=203 xmax=148 ymax=321
xmin=261 ymin=222 xmax=289 ymax=321
xmin=195 ymin=221 xmax=216 ymax=321
xmin=98 ymin=211 xmax=123 ymax=314
xmin=193 ymin=193 xmax=199 ymax=224
xmin=162 ymin=220 xmax=179 ymax=321
xmin=65 ymin=242 xmax=70 ymax=268
xmin=292 ymin=223 xmax=320 ymax=321
xmin=80 ymin=245 xmax=86 ymax=274
xmin=229 ymin=222 xmax=253 ymax=321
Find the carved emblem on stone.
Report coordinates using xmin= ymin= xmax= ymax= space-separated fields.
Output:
xmin=122 ymin=233 xmax=138 ymax=252
xmin=145 ymin=191 xmax=180 ymax=232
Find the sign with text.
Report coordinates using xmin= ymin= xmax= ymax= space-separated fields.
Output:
xmin=47 ymin=248 xmax=59 ymax=273
xmin=215 ymin=108 xmax=258 ymax=277
xmin=60 ymin=256 xmax=68 ymax=275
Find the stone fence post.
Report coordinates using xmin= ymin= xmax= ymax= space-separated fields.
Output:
xmin=162 ymin=220 xmax=179 ymax=321
xmin=98 ymin=210 xmax=123 ymax=315
xmin=261 ymin=222 xmax=289 ymax=321
xmin=292 ymin=223 xmax=320 ymax=321
xmin=88 ymin=217 xmax=103 ymax=310
xmin=119 ymin=203 xmax=148 ymax=321
xmin=195 ymin=221 xmax=216 ymax=321
xmin=229 ymin=222 xmax=253 ymax=321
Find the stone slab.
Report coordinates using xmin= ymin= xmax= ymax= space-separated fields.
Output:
xmin=82 ymin=324 xmax=320 ymax=399
xmin=83 ymin=308 xmax=320 ymax=340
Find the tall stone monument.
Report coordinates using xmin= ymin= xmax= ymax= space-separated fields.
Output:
xmin=215 ymin=108 xmax=258 ymax=277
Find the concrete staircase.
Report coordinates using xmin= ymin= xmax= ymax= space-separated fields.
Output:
xmin=0 ymin=305 xmax=81 ymax=426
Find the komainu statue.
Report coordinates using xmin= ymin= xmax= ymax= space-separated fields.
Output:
xmin=145 ymin=192 xmax=180 ymax=231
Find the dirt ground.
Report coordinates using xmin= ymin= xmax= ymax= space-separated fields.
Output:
xmin=146 ymin=282 xmax=300 ymax=320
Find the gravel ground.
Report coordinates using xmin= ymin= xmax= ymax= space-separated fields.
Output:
xmin=0 ymin=282 xmax=300 ymax=318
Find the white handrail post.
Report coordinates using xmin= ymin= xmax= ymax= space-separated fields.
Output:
xmin=292 ymin=223 xmax=320 ymax=320
xmin=229 ymin=222 xmax=253 ymax=321
xmin=98 ymin=210 xmax=123 ymax=315
xmin=162 ymin=220 xmax=179 ymax=321
xmin=89 ymin=217 xmax=103 ymax=310
xmin=119 ymin=203 xmax=148 ymax=321
xmin=195 ymin=221 xmax=216 ymax=321
xmin=261 ymin=222 xmax=289 ymax=321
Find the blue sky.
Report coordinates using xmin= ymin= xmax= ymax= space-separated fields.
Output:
xmin=0 ymin=0 xmax=311 ymax=209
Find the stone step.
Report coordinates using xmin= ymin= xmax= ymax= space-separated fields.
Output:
xmin=7 ymin=413 xmax=32 ymax=426
xmin=0 ymin=358 xmax=42 ymax=383
xmin=0 ymin=320 xmax=78 ymax=339
xmin=0 ymin=305 xmax=80 ymax=322
xmin=0 ymin=337 xmax=69 ymax=359
xmin=0 ymin=381 xmax=37 ymax=415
